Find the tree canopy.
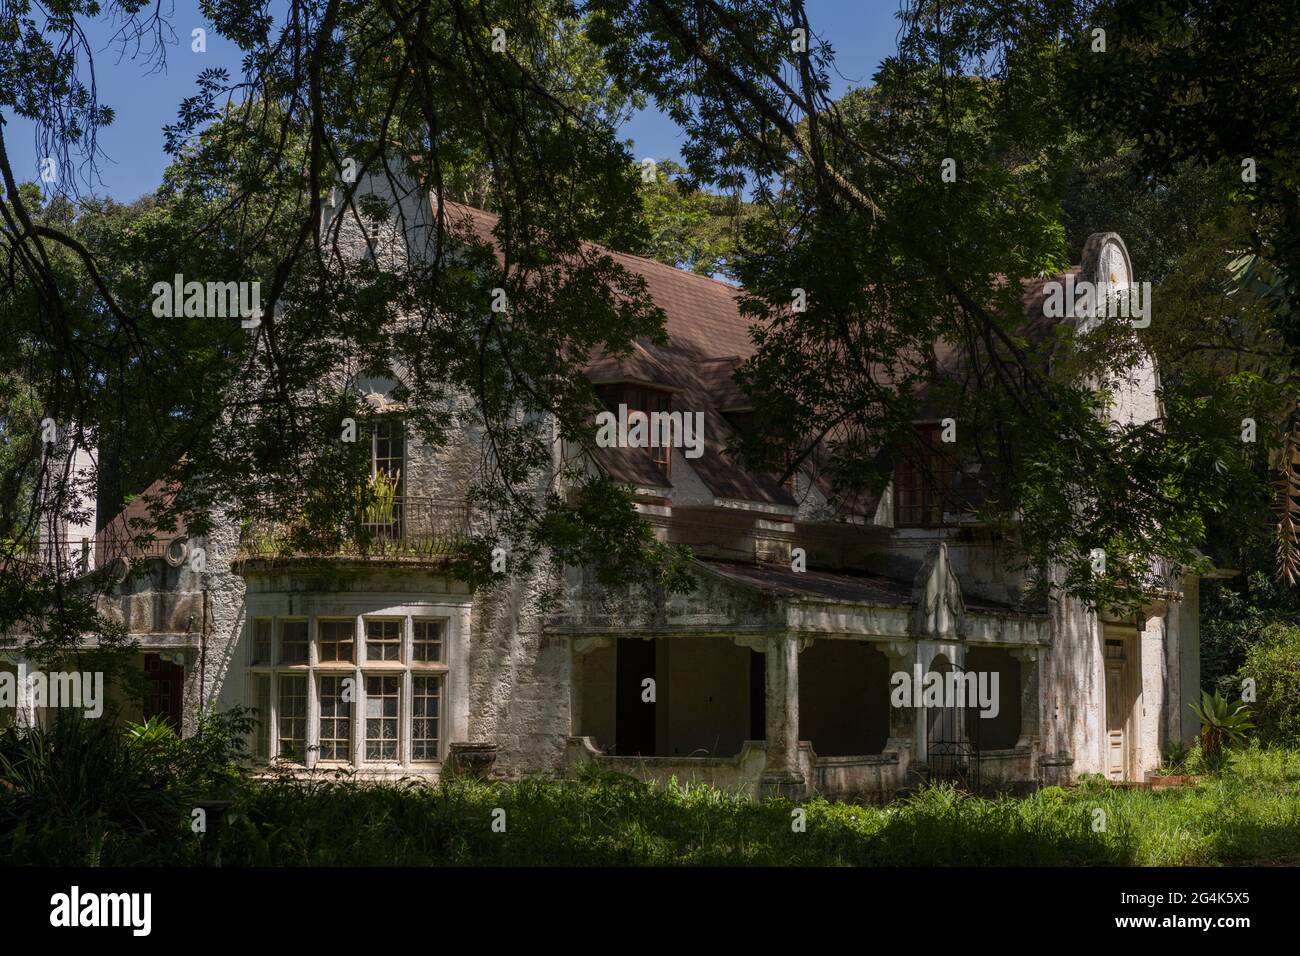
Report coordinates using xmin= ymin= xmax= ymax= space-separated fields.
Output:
xmin=2 ymin=0 xmax=1298 ymax=649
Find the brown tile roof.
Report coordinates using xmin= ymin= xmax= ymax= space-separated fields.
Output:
xmin=438 ymin=201 xmax=754 ymax=359
xmin=438 ymin=200 xmax=1099 ymax=515
xmin=697 ymin=356 xmax=749 ymax=411
xmin=96 ymin=478 xmax=187 ymax=563
xmin=438 ymin=200 xmax=791 ymax=505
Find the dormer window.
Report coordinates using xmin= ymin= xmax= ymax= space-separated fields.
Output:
xmin=723 ymin=410 xmax=796 ymax=493
xmin=595 ymin=383 xmax=673 ymax=478
xmin=894 ymin=423 xmax=957 ymax=528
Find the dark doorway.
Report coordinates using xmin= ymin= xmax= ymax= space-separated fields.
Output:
xmin=799 ymin=640 xmax=890 ymax=756
xmin=143 ymin=653 xmax=184 ymax=729
xmin=614 ymin=639 xmax=656 ymax=755
xmin=963 ymin=647 xmax=1021 ymax=752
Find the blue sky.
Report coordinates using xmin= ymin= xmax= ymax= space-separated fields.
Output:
xmin=7 ymin=0 xmax=906 ymax=202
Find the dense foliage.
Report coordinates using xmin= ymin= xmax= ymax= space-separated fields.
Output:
xmin=2 ymin=713 xmax=1297 ymax=866
xmin=1 ymin=2 xmax=1298 ymax=688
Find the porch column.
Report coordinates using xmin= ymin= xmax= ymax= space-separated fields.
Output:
xmin=883 ymin=641 xmax=918 ymax=770
xmin=760 ymin=632 xmax=805 ymax=798
xmin=15 ymin=656 xmax=38 ymax=728
xmin=1010 ymin=647 xmax=1041 ymax=746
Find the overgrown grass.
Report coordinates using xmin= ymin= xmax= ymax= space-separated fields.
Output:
xmin=222 ymin=746 xmax=1300 ymax=866
xmin=4 ymin=712 xmax=1298 ymax=865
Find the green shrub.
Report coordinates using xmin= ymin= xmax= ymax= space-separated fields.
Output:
xmin=0 ymin=712 xmax=193 ymax=865
xmin=1241 ymin=622 xmax=1300 ymax=746
xmin=0 ymin=708 xmax=255 ymax=865
xmin=5 ymin=707 xmax=1300 ymax=866
xmin=214 ymin=752 xmax=1300 ymax=867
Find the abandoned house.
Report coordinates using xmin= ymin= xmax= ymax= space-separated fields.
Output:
xmin=7 ymin=179 xmax=1210 ymax=801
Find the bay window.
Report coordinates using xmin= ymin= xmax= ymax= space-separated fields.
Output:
xmin=247 ymin=611 xmax=450 ymax=768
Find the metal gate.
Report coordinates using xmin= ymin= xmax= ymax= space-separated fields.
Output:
xmin=926 ymin=662 xmax=981 ymax=792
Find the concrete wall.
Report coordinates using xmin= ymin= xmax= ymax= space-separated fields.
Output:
xmin=1178 ymin=577 xmax=1201 ymax=744
xmin=1040 ymin=582 xmax=1104 ymax=781
xmin=93 ymin=527 xmax=237 ymax=738
xmin=467 ymin=555 xmax=573 ymax=774
xmin=576 ymin=642 xmax=616 ymax=750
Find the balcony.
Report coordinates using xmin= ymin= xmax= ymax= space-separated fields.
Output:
xmin=25 ymin=523 xmax=176 ymax=576
xmin=236 ymin=495 xmax=470 ymax=561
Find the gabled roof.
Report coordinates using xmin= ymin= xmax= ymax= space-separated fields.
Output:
xmin=439 ymin=200 xmax=1123 ymax=516
xmin=437 ymin=201 xmax=755 ymax=359
xmin=439 ymin=200 xmax=792 ymax=506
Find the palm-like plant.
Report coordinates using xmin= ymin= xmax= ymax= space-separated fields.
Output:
xmin=1275 ymin=404 xmax=1300 ymax=585
xmin=366 ymin=469 xmax=400 ymax=526
xmin=1187 ymin=689 xmax=1255 ymax=763
xmin=1226 ymin=254 xmax=1300 ymax=585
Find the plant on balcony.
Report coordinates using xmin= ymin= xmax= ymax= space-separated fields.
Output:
xmin=363 ymin=470 xmax=401 ymax=527
xmin=237 ymin=519 xmax=283 ymax=556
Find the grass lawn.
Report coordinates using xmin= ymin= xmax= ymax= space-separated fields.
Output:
xmin=221 ymin=745 xmax=1300 ymax=866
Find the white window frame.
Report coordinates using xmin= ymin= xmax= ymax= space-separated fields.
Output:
xmin=247 ymin=609 xmax=452 ymax=768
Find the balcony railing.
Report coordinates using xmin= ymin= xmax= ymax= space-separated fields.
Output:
xmin=21 ymin=523 xmax=177 ymax=576
xmin=237 ymin=495 xmax=470 ymax=560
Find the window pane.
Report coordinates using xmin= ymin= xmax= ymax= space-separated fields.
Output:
xmin=365 ymin=619 xmax=402 ymax=662
xmin=280 ymin=620 xmax=308 ymax=663
xmin=894 ymin=424 xmax=956 ymax=528
xmin=412 ymin=619 xmax=444 ymax=662
xmin=372 ymin=418 xmax=405 ymax=490
xmin=277 ymin=675 xmax=307 ymax=761
xmin=254 ymin=675 xmax=271 ymax=759
xmin=597 ymin=384 xmax=673 ymax=478
xmin=252 ymin=619 xmax=272 ymax=664
xmin=318 ymin=619 xmax=355 ymax=663
xmin=365 ymin=675 xmax=401 ymax=761
xmin=412 ymin=675 xmax=441 ymax=760
xmin=318 ymin=676 xmax=353 ymax=761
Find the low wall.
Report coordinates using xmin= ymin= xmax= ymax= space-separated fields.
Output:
xmin=565 ymin=736 xmax=918 ymax=803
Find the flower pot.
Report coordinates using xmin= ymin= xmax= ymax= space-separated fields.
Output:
xmin=1149 ymin=774 xmax=1204 ymax=789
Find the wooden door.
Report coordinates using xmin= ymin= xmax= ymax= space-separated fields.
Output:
xmin=144 ymin=653 xmax=184 ymax=729
xmin=1103 ymin=634 xmax=1134 ymax=780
